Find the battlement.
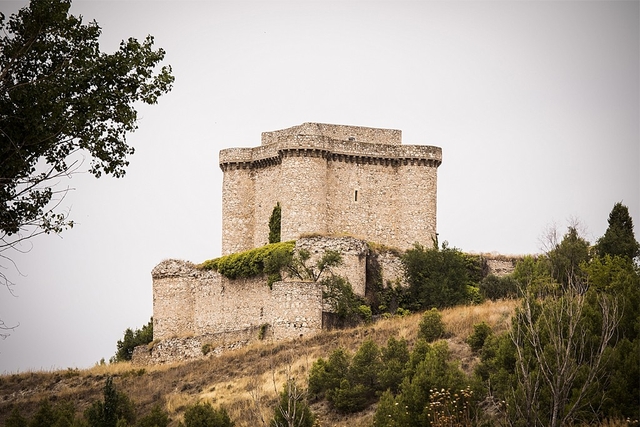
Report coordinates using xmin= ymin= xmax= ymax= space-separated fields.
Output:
xmin=219 ymin=122 xmax=442 ymax=255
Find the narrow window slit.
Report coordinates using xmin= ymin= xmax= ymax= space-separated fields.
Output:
xmin=354 ymin=190 xmax=358 ymax=202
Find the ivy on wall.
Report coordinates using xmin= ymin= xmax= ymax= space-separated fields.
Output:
xmin=198 ymin=241 xmax=295 ymax=280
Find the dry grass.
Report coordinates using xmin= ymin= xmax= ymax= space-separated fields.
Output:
xmin=1 ymin=300 xmax=519 ymax=427
xmin=441 ymin=299 xmax=518 ymax=340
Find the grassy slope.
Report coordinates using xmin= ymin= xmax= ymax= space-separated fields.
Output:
xmin=0 ymin=300 xmax=517 ymax=426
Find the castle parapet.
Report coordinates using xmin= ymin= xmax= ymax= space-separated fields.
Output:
xmin=219 ymin=134 xmax=442 ymax=171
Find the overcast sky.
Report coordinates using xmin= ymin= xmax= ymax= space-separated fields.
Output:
xmin=1 ymin=0 xmax=638 ymax=373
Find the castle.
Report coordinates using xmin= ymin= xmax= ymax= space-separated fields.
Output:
xmin=143 ymin=123 xmax=443 ymax=364
xmin=220 ymin=122 xmax=442 ymax=254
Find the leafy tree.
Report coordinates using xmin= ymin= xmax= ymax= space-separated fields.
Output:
xmin=84 ymin=377 xmax=136 ymax=427
xmin=595 ymin=202 xmax=640 ymax=260
xmin=0 ymin=0 xmax=173 ymax=270
xmin=308 ymin=348 xmax=350 ymax=400
xmin=268 ymin=203 xmax=281 ymax=244
xmin=418 ymin=308 xmax=445 ymax=342
xmin=114 ymin=318 xmax=153 ymax=362
xmin=374 ymin=341 xmax=469 ymax=426
xmin=401 ymin=242 xmax=472 ymax=310
xmin=287 ymin=249 xmax=342 ymax=282
xmin=378 ymin=336 xmax=410 ymax=394
xmin=180 ymin=403 xmax=233 ymax=427
xmin=547 ymin=226 xmax=590 ymax=289
xmin=466 ymin=321 xmax=492 ymax=353
xmin=271 ymin=379 xmax=315 ymax=427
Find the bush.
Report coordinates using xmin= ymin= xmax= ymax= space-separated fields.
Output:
xmin=85 ymin=377 xmax=136 ymax=427
xmin=136 ymin=405 xmax=170 ymax=427
xmin=199 ymin=241 xmax=294 ymax=279
xmin=180 ymin=403 xmax=233 ymax=427
xmin=418 ymin=308 xmax=445 ymax=342
xmin=114 ymin=318 xmax=153 ymax=362
xmin=402 ymin=242 xmax=474 ymax=310
xmin=479 ymin=274 xmax=519 ymax=300
xmin=466 ymin=321 xmax=492 ymax=353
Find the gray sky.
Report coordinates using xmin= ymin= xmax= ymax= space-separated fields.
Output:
xmin=1 ymin=0 xmax=638 ymax=373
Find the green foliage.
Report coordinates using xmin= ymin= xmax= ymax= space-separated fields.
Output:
xmin=28 ymin=399 xmax=77 ymax=427
xmin=378 ymin=336 xmax=410 ymax=394
xmin=401 ymin=242 xmax=474 ymax=310
xmin=466 ymin=321 xmax=492 ymax=353
xmin=270 ymin=380 xmax=315 ymax=427
xmin=135 ymin=405 xmax=169 ymax=427
xmin=114 ymin=318 xmax=153 ymax=362
xmin=308 ymin=348 xmax=350 ymax=400
xmin=258 ymin=323 xmax=269 ymax=340
xmin=547 ymin=226 xmax=590 ymax=288
xmin=465 ymin=285 xmax=482 ymax=304
xmin=268 ymin=203 xmax=281 ymax=244
xmin=5 ymin=407 xmax=27 ymax=427
xmin=322 ymin=275 xmax=368 ymax=327
xmin=479 ymin=274 xmax=519 ymax=300
xmin=199 ymin=241 xmax=295 ymax=280
xmin=201 ymin=343 xmax=213 ymax=356
xmin=595 ymin=202 xmax=640 ymax=260
xmin=373 ymin=341 xmax=470 ymax=426
xmin=0 ymin=0 xmax=173 ymax=245
xmin=180 ymin=403 xmax=233 ymax=427
xmin=84 ymin=377 xmax=135 ymax=427
xmin=288 ymin=249 xmax=343 ymax=282
xmin=418 ymin=308 xmax=445 ymax=342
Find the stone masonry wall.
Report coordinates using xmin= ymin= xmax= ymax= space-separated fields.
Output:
xmin=219 ymin=123 xmax=442 ymax=254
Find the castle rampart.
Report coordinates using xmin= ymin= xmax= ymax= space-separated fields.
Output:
xmin=220 ymin=123 xmax=442 ymax=255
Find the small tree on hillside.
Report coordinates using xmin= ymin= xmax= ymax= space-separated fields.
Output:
xmin=595 ymin=202 xmax=640 ymax=260
xmin=113 ymin=318 xmax=153 ymax=362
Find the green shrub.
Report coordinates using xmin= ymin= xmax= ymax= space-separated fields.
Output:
xmin=114 ymin=318 xmax=153 ymax=362
xmin=479 ymin=274 xmax=519 ymax=300
xmin=418 ymin=308 xmax=445 ymax=342
xmin=202 ymin=343 xmax=213 ymax=356
xmin=85 ymin=377 xmax=136 ymax=427
xmin=180 ymin=403 xmax=233 ymax=427
xmin=402 ymin=242 xmax=474 ymax=310
xmin=466 ymin=321 xmax=492 ymax=353
xmin=136 ymin=405 xmax=170 ymax=427
xmin=199 ymin=241 xmax=295 ymax=280
xmin=465 ymin=284 xmax=483 ymax=304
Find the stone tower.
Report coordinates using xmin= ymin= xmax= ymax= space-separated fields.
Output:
xmin=219 ymin=122 xmax=442 ymax=255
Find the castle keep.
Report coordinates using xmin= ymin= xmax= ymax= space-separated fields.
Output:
xmin=145 ymin=123 xmax=444 ymax=364
xmin=220 ymin=122 xmax=442 ymax=254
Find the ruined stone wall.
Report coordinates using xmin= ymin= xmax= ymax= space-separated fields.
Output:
xmin=294 ymin=236 xmax=368 ymax=296
xmin=267 ymin=281 xmax=323 ymax=340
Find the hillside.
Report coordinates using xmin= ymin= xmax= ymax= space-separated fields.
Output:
xmin=0 ymin=300 xmax=517 ymax=426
